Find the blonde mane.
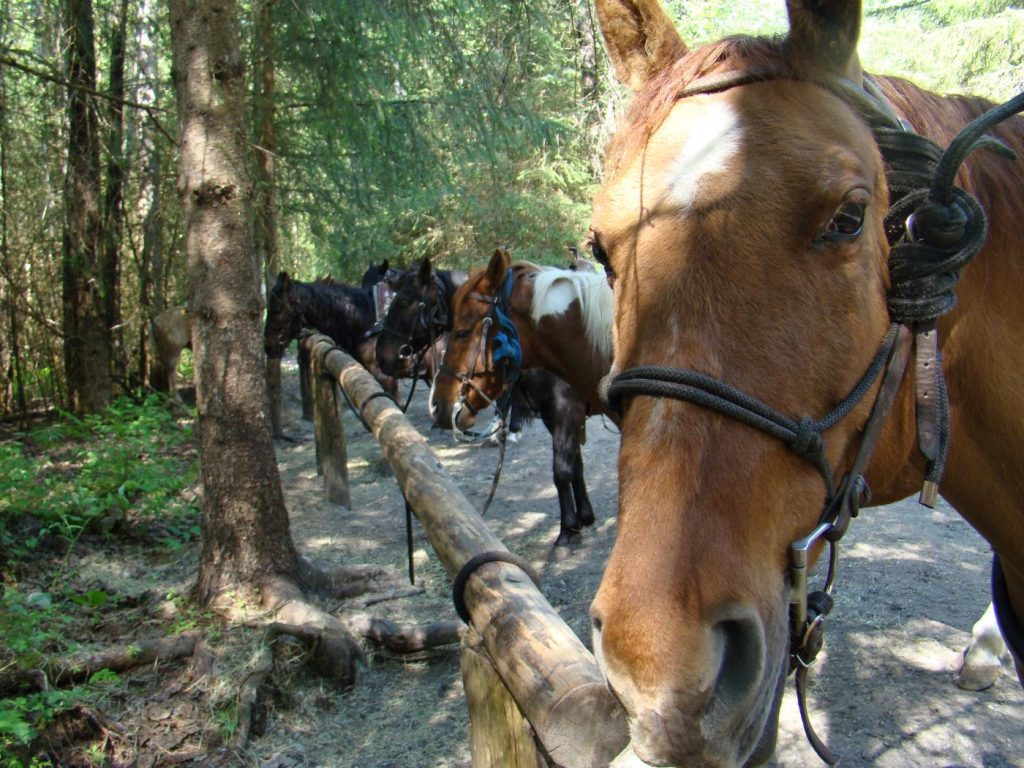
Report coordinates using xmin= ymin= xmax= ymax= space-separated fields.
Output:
xmin=529 ymin=267 xmax=613 ymax=360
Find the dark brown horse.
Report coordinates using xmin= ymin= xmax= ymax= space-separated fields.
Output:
xmin=381 ymin=256 xmax=599 ymax=547
xmin=587 ymin=1 xmax=1024 ymax=765
xmin=149 ymin=306 xmax=190 ymax=400
xmin=263 ymin=271 xmax=397 ymax=396
xmin=374 ymin=257 xmax=464 ymax=382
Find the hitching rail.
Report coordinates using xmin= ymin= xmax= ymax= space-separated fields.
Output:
xmin=300 ymin=332 xmax=627 ymax=768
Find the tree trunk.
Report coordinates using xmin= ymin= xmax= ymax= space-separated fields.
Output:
xmin=168 ymin=0 xmax=299 ymax=606
xmin=570 ymin=0 xmax=603 ymax=176
xmin=61 ymin=0 xmax=112 ymax=413
xmin=253 ymin=0 xmax=283 ymax=436
xmin=0 ymin=37 xmax=25 ymax=418
xmin=136 ymin=7 xmax=163 ymax=387
xmin=102 ymin=0 xmax=128 ymax=388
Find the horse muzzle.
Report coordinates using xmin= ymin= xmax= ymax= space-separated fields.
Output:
xmin=591 ymin=599 xmax=788 ymax=767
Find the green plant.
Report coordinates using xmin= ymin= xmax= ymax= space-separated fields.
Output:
xmin=0 ymin=394 xmax=199 ymax=567
xmin=0 ymin=688 xmax=80 ymax=756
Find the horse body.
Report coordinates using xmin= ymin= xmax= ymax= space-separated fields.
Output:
xmin=588 ymin=1 xmax=1024 ymax=765
xmin=150 ymin=305 xmax=191 ymax=400
xmin=264 ymin=271 xmax=397 ymax=395
xmin=398 ymin=254 xmax=605 ymax=547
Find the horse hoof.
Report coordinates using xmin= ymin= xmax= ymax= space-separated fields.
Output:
xmin=580 ymin=508 xmax=596 ymax=527
xmin=554 ymin=530 xmax=581 ymax=548
xmin=955 ymin=661 xmax=1001 ymax=691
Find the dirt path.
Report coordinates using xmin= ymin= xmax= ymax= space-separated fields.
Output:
xmin=254 ymin=362 xmax=1023 ymax=768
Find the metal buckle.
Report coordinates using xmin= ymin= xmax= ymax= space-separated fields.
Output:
xmin=789 ymin=522 xmax=838 ymax=655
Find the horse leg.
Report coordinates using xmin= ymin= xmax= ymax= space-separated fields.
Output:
xmin=298 ymin=343 xmax=313 ymax=421
xmin=550 ymin=419 xmax=582 ymax=547
xmin=572 ymin=449 xmax=595 ymax=527
xmin=507 ymin=398 xmax=523 ymax=442
xmin=538 ymin=382 xmax=590 ymax=547
xmin=956 ymin=602 xmax=1009 ymax=690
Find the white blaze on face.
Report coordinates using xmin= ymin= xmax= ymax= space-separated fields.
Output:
xmin=665 ymin=100 xmax=744 ymax=212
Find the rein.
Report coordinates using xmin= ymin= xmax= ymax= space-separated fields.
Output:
xmin=604 ymin=68 xmax=1024 ymax=764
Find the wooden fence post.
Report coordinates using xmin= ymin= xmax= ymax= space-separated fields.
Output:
xmin=462 ymin=627 xmax=548 ymax=768
xmin=309 ymin=340 xmax=350 ymax=506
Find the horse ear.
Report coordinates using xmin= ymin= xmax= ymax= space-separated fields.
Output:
xmin=278 ymin=271 xmax=291 ymax=289
xmin=416 ymin=256 xmax=433 ymax=287
xmin=785 ymin=0 xmax=863 ymax=80
xmin=486 ymin=249 xmax=511 ymax=287
xmin=594 ymin=0 xmax=687 ymax=91
xmin=380 ymin=259 xmax=389 ymax=273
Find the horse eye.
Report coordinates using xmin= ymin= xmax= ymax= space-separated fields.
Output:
xmin=590 ymin=235 xmax=616 ymax=283
xmin=817 ymin=200 xmax=866 ymax=244
xmin=453 ymin=329 xmax=472 ymax=341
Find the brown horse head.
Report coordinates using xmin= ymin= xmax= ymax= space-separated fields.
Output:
xmin=589 ymin=0 xmax=1024 ymax=765
xmin=430 ymin=249 xmax=518 ymax=432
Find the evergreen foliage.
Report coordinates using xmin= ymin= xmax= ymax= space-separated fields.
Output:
xmin=0 ymin=1 xmax=1020 ymax=414
xmin=270 ymin=0 xmax=597 ymax=274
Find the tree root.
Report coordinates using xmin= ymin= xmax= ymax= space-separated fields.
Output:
xmin=229 ymin=574 xmax=463 ymax=751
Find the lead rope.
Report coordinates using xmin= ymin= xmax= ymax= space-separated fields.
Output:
xmin=334 ymin=376 xmax=419 ymax=586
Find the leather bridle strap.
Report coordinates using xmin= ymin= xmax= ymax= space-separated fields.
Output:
xmin=607 ymin=324 xmax=901 ymax=506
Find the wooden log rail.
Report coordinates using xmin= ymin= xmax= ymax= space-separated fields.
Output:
xmin=300 ymin=332 xmax=627 ymax=768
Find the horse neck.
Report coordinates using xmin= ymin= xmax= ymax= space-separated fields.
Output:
xmin=438 ymin=271 xmax=466 ymax=307
xmin=878 ymin=76 xmax=1024 ymax=220
xmin=297 ymin=280 xmax=375 ymax=350
xmin=422 ymin=270 xmax=464 ymax=330
xmin=865 ymin=79 xmax=1024 ymax=540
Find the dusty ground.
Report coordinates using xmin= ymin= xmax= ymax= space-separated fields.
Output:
xmin=246 ymin=359 xmax=1023 ymax=768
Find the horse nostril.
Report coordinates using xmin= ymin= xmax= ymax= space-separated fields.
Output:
xmin=591 ymin=613 xmax=603 ymax=633
xmin=706 ymin=611 xmax=767 ymax=724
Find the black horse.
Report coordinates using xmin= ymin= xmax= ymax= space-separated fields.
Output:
xmin=263 ymin=269 xmax=398 ymax=396
xmin=360 ymin=259 xmax=397 ymax=289
xmin=376 ymin=258 xmax=465 ymax=381
xmin=376 ymin=257 xmax=596 ymax=547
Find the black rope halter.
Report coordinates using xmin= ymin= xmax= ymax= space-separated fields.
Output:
xmin=601 ymin=68 xmax=1024 ymax=764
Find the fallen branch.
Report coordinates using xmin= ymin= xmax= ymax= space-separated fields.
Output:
xmin=298 ymin=557 xmax=407 ymax=599
xmin=0 ymin=632 xmax=199 ymax=695
xmin=339 ymin=585 xmax=425 ymax=610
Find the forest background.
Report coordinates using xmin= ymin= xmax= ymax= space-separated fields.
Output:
xmin=0 ymin=0 xmax=1022 ymax=418
xmin=0 ymin=0 xmax=1023 ymax=763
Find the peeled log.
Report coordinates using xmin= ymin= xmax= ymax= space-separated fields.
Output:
xmin=302 ymin=333 xmax=627 ymax=768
